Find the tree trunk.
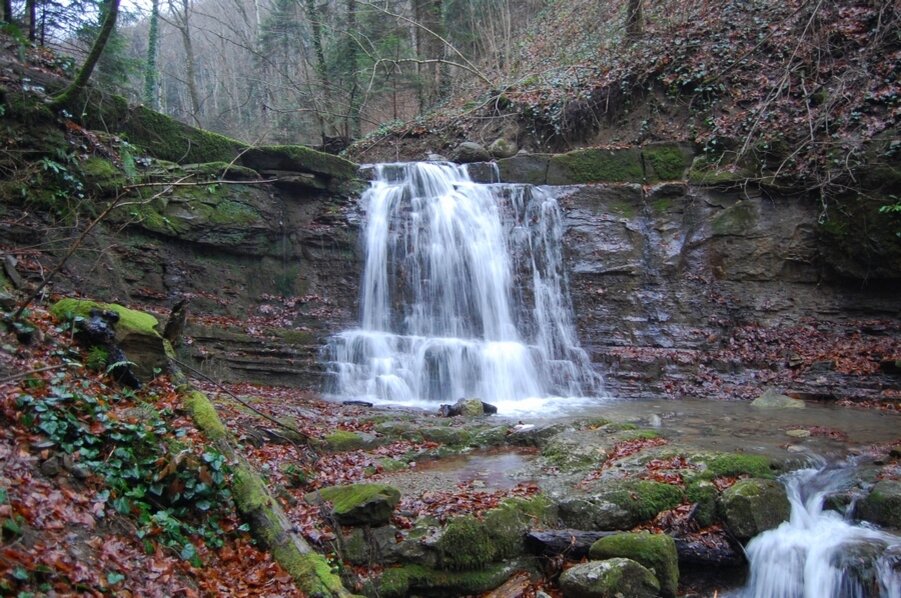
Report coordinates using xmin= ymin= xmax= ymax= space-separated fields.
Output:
xmin=2 ymin=0 xmax=12 ymax=25
xmin=413 ymin=0 xmax=444 ymax=111
xmin=344 ymin=0 xmax=360 ymax=138
xmin=626 ymin=0 xmax=643 ymax=40
xmin=304 ymin=0 xmax=334 ymax=141
xmin=49 ymin=0 xmax=121 ymax=109
xmin=25 ymin=0 xmax=36 ymax=41
xmin=143 ymin=0 xmax=160 ymax=109
xmin=177 ymin=0 xmax=203 ymax=127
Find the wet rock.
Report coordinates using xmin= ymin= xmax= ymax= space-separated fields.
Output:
xmin=496 ymin=154 xmax=551 ymax=185
xmin=720 ymin=478 xmax=790 ymax=540
xmin=41 ymin=456 xmax=61 ymax=477
xmin=319 ymin=430 xmax=380 ymax=451
xmin=307 ymin=483 xmax=400 ymax=526
xmin=751 ymin=388 xmax=805 ymax=409
xmin=559 ymin=558 xmax=660 ymax=598
xmin=855 ymin=480 xmax=901 ymax=529
xmin=438 ymin=398 xmax=496 ymax=417
xmin=588 ymin=531 xmax=679 ymax=597
xmin=450 ymin=142 xmax=491 ymax=164
xmin=558 ymin=481 xmax=683 ymax=530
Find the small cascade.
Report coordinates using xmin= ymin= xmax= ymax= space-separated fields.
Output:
xmin=739 ymin=461 xmax=900 ymax=598
xmin=322 ymin=162 xmax=599 ymax=413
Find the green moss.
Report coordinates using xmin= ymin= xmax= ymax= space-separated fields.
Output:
xmin=273 ymin=329 xmax=316 ymax=345
xmin=622 ymin=429 xmax=661 ymax=441
xmin=547 ymin=147 xmax=644 ymax=184
xmin=208 ymin=199 xmax=260 ymax=226
xmin=437 ymin=515 xmax=496 ymax=570
xmin=589 ymin=532 xmax=679 ymax=598
xmin=652 ymin=197 xmax=673 ymax=213
xmin=271 ymin=544 xmax=347 ymax=597
xmin=688 ymin=157 xmax=754 ymax=186
xmin=608 ymin=199 xmax=639 ymax=219
xmin=50 ymin=298 xmax=160 ymax=337
xmin=80 ymin=156 xmax=126 ymax=193
xmin=699 ymin=453 xmax=774 ymax=479
xmin=685 ymin=479 xmax=719 ymax=527
xmin=644 ymin=143 xmax=692 ymax=181
xmin=232 ymin=465 xmax=271 ymax=512
xmin=240 ymin=145 xmax=358 ymax=181
xmin=182 ymin=161 xmax=261 ymax=180
xmin=630 ymin=481 xmax=684 ymax=521
xmin=377 ymin=458 xmax=407 ymax=472
xmin=375 ymin=563 xmax=512 ymax=598
xmin=183 ymin=390 xmax=228 ymax=441
xmin=421 ymin=426 xmax=472 ymax=445
xmin=315 ymin=483 xmax=400 ymax=525
xmin=322 ymin=430 xmax=366 ymax=451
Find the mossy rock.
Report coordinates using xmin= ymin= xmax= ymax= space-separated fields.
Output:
xmin=371 ymin=562 xmax=517 ymax=598
xmin=420 ymin=426 xmax=472 ymax=446
xmin=310 ymin=483 xmax=400 ymax=526
xmin=751 ymin=388 xmax=805 ymax=409
xmin=320 ymin=430 xmax=369 ymax=452
xmin=694 ymin=452 xmax=775 ymax=479
xmin=720 ymin=478 xmax=790 ymax=540
xmin=559 ymin=481 xmax=684 ymax=530
xmin=855 ymin=480 xmax=901 ymax=529
xmin=50 ymin=298 xmax=166 ymax=378
xmin=685 ymin=479 xmax=719 ymax=527
xmin=435 ymin=496 xmax=552 ymax=570
xmin=559 ymin=558 xmax=660 ymax=598
xmin=547 ymin=148 xmax=644 ymax=184
xmin=79 ymin=156 xmax=127 ymax=194
xmin=711 ymin=200 xmax=758 ymax=236
xmin=643 ymin=142 xmax=694 ymax=182
xmin=589 ymin=532 xmax=679 ymax=597
xmin=240 ymin=145 xmax=358 ymax=182
xmin=183 ymin=390 xmax=228 ymax=441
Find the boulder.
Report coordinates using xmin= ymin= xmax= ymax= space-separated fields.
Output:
xmin=50 ymin=298 xmax=168 ymax=380
xmin=588 ymin=532 xmax=679 ymax=597
xmin=559 ymin=558 xmax=660 ymax=598
xmin=450 ymin=142 xmax=491 ymax=164
xmin=855 ymin=480 xmax=901 ymax=529
xmin=308 ymin=483 xmax=400 ymax=526
xmin=488 ymin=138 xmax=518 ymax=159
xmin=558 ymin=481 xmax=683 ymax=530
xmin=720 ymin=478 xmax=790 ymax=540
xmin=496 ymin=154 xmax=551 ymax=185
xmin=751 ymin=388 xmax=805 ymax=409
xmin=439 ymin=398 xmax=497 ymax=417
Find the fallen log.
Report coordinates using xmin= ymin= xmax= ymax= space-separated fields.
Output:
xmin=525 ymin=529 xmax=744 ymax=567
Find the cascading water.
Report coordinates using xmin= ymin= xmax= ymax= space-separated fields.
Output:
xmin=322 ymin=162 xmax=599 ymax=414
xmin=738 ymin=461 xmax=900 ymax=598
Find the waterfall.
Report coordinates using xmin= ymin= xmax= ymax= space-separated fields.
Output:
xmin=738 ymin=461 xmax=900 ymax=598
xmin=322 ymin=162 xmax=599 ymax=414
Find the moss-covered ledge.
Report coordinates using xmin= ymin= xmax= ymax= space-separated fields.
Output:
xmin=178 ymin=386 xmax=357 ymax=598
xmin=66 ymin=90 xmax=359 ymax=183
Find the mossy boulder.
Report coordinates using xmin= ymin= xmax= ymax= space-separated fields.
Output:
xmin=488 ymin=138 xmax=518 ymax=159
xmin=79 ymin=156 xmax=127 ymax=194
xmin=685 ymin=479 xmax=719 ymax=527
xmin=449 ymin=141 xmax=491 ymax=164
xmin=589 ymin=532 xmax=679 ymax=597
xmin=320 ymin=430 xmax=375 ymax=452
xmin=50 ymin=298 xmax=167 ymax=378
xmin=694 ymin=452 xmax=775 ymax=479
xmin=310 ymin=483 xmax=400 ymax=526
xmin=720 ymin=478 xmax=790 ymax=540
xmin=435 ymin=496 xmax=553 ymax=570
xmin=547 ymin=147 xmax=644 ymax=184
xmin=371 ymin=562 xmax=518 ymax=598
xmin=643 ymin=142 xmax=694 ymax=182
xmin=558 ymin=481 xmax=684 ymax=530
xmin=855 ymin=480 xmax=901 ymax=529
xmin=559 ymin=558 xmax=660 ymax=598
xmin=751 ymin=388 xmax=805 ymax=409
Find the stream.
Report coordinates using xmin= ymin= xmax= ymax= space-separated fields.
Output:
xmin=322 ymin=161 xmax=900 ymax=596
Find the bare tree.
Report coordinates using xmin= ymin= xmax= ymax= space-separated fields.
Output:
xmin=626 ymin=0 xmax=643 ymax=40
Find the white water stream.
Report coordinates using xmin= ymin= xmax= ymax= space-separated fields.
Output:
xmin=738 ymin=461 xmax=900 ymax=598
xmin=323 ymin=162 xmax=600 ymax=414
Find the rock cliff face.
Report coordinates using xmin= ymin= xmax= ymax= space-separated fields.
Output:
xmin=45 ymin=144 xmax=896 ymax=402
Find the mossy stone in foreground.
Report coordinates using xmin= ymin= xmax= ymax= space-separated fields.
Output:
xmin=720 ymin=478 xmax=790 ymax=540
xmin=697 ymin=452 xmax=775 ymax=479
xmin=312 ymin=483 xmax=400 ymax=526
xmin=559 ymin=558 xmax=660 ymax=598
xmin=589 ymin=532 xmax=679 ymax=597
